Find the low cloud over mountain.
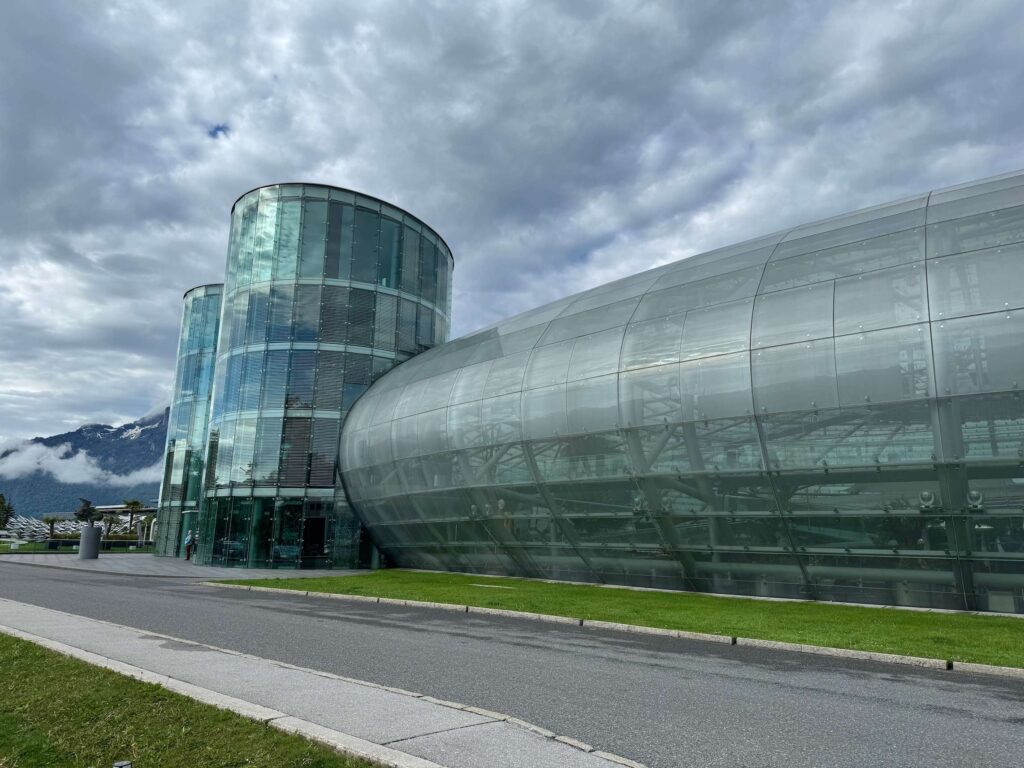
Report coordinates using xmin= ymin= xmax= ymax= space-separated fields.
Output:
xmin=0 ymin=411 xmax=167 ymax=517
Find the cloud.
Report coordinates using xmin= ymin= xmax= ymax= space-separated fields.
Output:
xmin=0 ymin=442 xmax=164 ymax=486
xmin=1 ymin=0 xmax=1023 ymax=441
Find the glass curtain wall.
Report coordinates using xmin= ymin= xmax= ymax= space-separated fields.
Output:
xmin=341 ymin=170 xmax=1024 ymax=613
xmin=155 ymin=284 xmax=223 ymax=557
xmin=195 ymin=184 xmax=452 ymax=568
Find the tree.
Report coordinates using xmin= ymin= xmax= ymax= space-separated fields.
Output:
xmin=42 ymin=515 xmax=63 ymax=539
xmin=103 ymin=514 xmax=120 ymax=536
xmin=73 ymin=498 xmax=102 ymax=528
xmin=123 ymin=499 xmax=144 ymax=531
xmin=0 ymin=494 xmax=11 ymax=530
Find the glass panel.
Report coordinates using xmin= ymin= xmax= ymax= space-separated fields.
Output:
xmin=309 ymin=419 xmax=338 ymax=486
xmin=348 ymin=289 xmax=375 ymax=346
xmin=261 ymin=350 xmax=288 ymax=409
xmin=448 ymin=400 xmax=483 ymax=449
xmin=835 ymin=325 xmax=933 ymax=406
xmin=479 ymin=393 xmax=522 ymax=444
xmin=314 ymin=350 xmax=344 ymax=411
xmin=483 ymin=351 xmax=529 ymax=397
xmin=525 ymin=339 xmax=574 ymax=389
xmin=320 ymin=285 xmax=349 ymax=344
xmin=417 ymin=408 xmax=448 ymax=455
xmin=621 ymin=315 xmax=684 ymax=370
xmin=566 ymin=374 xmax=618 ymax=433
xmin=351 ymin=208 xmax=379 ymax=283
xmin=834 ymin=262 xmax=926 ymax=335
xmin=619 ymin=364 xmax=681 ymax=428
xmin=324 ymin=202 xmax=346 ymax=279
xmin=927 ymin=204 xmax=1024 ymax=258
xmin=752 ymin=282 xmax=833 ymax=348
xmin=293 ymin=284 xmax=321 ymax=343
xmin=679 ymin=351 xmax=753 ymax=421
xmin=391 ymin=299 xmax=414 ymax=353
xmin=928 ymin=243 xmax=1024 ymax=319
xmin=400 ymin=226 xmax=420 ymax=293
xmin=760 ymin=228 xmax=925 ymax=292
xmin=286 ymin=350 xmax=316 ymax=408
xmin=775 ymin=206 xmax=925 ymax=258
xmin=932 ymin=310 xmax=1024 ymax=395
xmin=680 ymin=298 xmax=752 ymax=359
xmin=392 ymin=415 xmax=418 ymax=460
xmin=268 ymin=284 xmax=294 ymax=343
xmin=279 ymin=418 xmax=311 ymax=485
xmin=927 ymin=183 xmax=1024 ymax=223
xmin=239 ymin=351 xmax=264 ymax=412
xmin=274 ymin=200 xmax=300 ymax=280
xmin=651 ymin=250 xmax=773 ymax=293
xmin=540 ymin=298 xmax=640 ymax=344
xmin=245 ymin=286 xmax=270 ymax=344
xmin=299 ymin=200 xmax=327 ymax=278
xmin=523 ymin=384 xmax=567 ymax=439
xmin=222 ymin=354 xmax=243 ymax=413
xmin=752 ymin=338 xmax=839 ymax=412
xmin=450 ymin=360 xmax=492 ymax=404
xmin=252 ymin=198 xmax=278 ymax=283
xmin=416 ymin=304 xmax=434 ymax=348
xmin=419 ymin=237 xmax=438 ymax=303
xmin=374 ymin=294 xmax=398 ymax=351
xmin=567 ymin=327 xmax=623 ymax=381
xmin=230 ymin=418 xmax=256 ymax=484
xmin=378 ymin=217 xmax=401 ymax=288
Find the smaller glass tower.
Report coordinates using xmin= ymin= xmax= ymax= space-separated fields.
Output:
xmin=155 ymin=284 xmax=223 ymax=557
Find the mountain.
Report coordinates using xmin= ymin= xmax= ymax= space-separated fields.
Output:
xmin=0 ymin=410 xmax=168 ymax=518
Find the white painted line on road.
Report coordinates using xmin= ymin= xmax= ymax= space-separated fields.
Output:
xmin=0 ymin=622 xmax=445 ymax=768
xmin=202 ymin=581 xmax=1024 ymax=680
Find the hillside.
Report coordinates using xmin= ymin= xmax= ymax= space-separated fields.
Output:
xmin=0 ymin=410 xmax=168 ymax=518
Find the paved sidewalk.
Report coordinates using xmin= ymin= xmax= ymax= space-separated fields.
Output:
xmin=0 ymin=553 xmax=362 ymax=579
xmin=0 ymin=598 xmax=636 ymax=768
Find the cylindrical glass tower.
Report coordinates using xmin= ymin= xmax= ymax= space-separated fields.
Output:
xmin=195 ymin=183 xmax=452 ymax=568
xmin=155 ymin=284 xmax=223 ymax=557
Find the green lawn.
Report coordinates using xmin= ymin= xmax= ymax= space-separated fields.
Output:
xmin=223 ymin=569 xmax=1024 ymax=669
xmin=0 ymin=632 xmax=376 ymax=768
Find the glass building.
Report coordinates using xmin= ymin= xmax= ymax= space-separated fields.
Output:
xmin=155 ymin=284 xmax=223 ymax=557
xmin=340 ymin=170 xmax=1024 ymax=613
xmin=194 ymin=183 xmax=452 ymax=568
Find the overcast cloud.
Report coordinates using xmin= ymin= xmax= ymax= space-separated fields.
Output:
xmin=1 ymin=0 xmax=1023 ymax=442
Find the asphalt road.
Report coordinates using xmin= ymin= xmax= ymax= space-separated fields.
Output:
xmin=1 ymin=562 xmax=1022 ymax=768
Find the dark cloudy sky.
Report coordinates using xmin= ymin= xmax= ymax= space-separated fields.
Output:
xmin=1 ymin=0 xmax=1023 ymax=444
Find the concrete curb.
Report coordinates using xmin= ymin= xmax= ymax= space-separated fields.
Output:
xmin=206 ymin=582 xmax=1024 ymax=680
xmin=0 ymin=623 xmax=445 ymax=768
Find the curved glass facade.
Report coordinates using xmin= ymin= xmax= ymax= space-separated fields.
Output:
xmin=155 ymin=284 xmax=222 ymax=557
xmin=196 ymin=183 xmax=452 ymax=568
xmin=342 ymin=170 xmax=1024 ymax=613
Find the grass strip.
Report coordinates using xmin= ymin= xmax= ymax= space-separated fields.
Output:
xmin=224 ymin=569 xmax=1024 ymax=669
xmin=0 ymin=632 xmax=377 ymax=768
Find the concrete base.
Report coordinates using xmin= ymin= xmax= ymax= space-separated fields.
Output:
xmin=78 ymin=526 xmax=101 ymax=560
